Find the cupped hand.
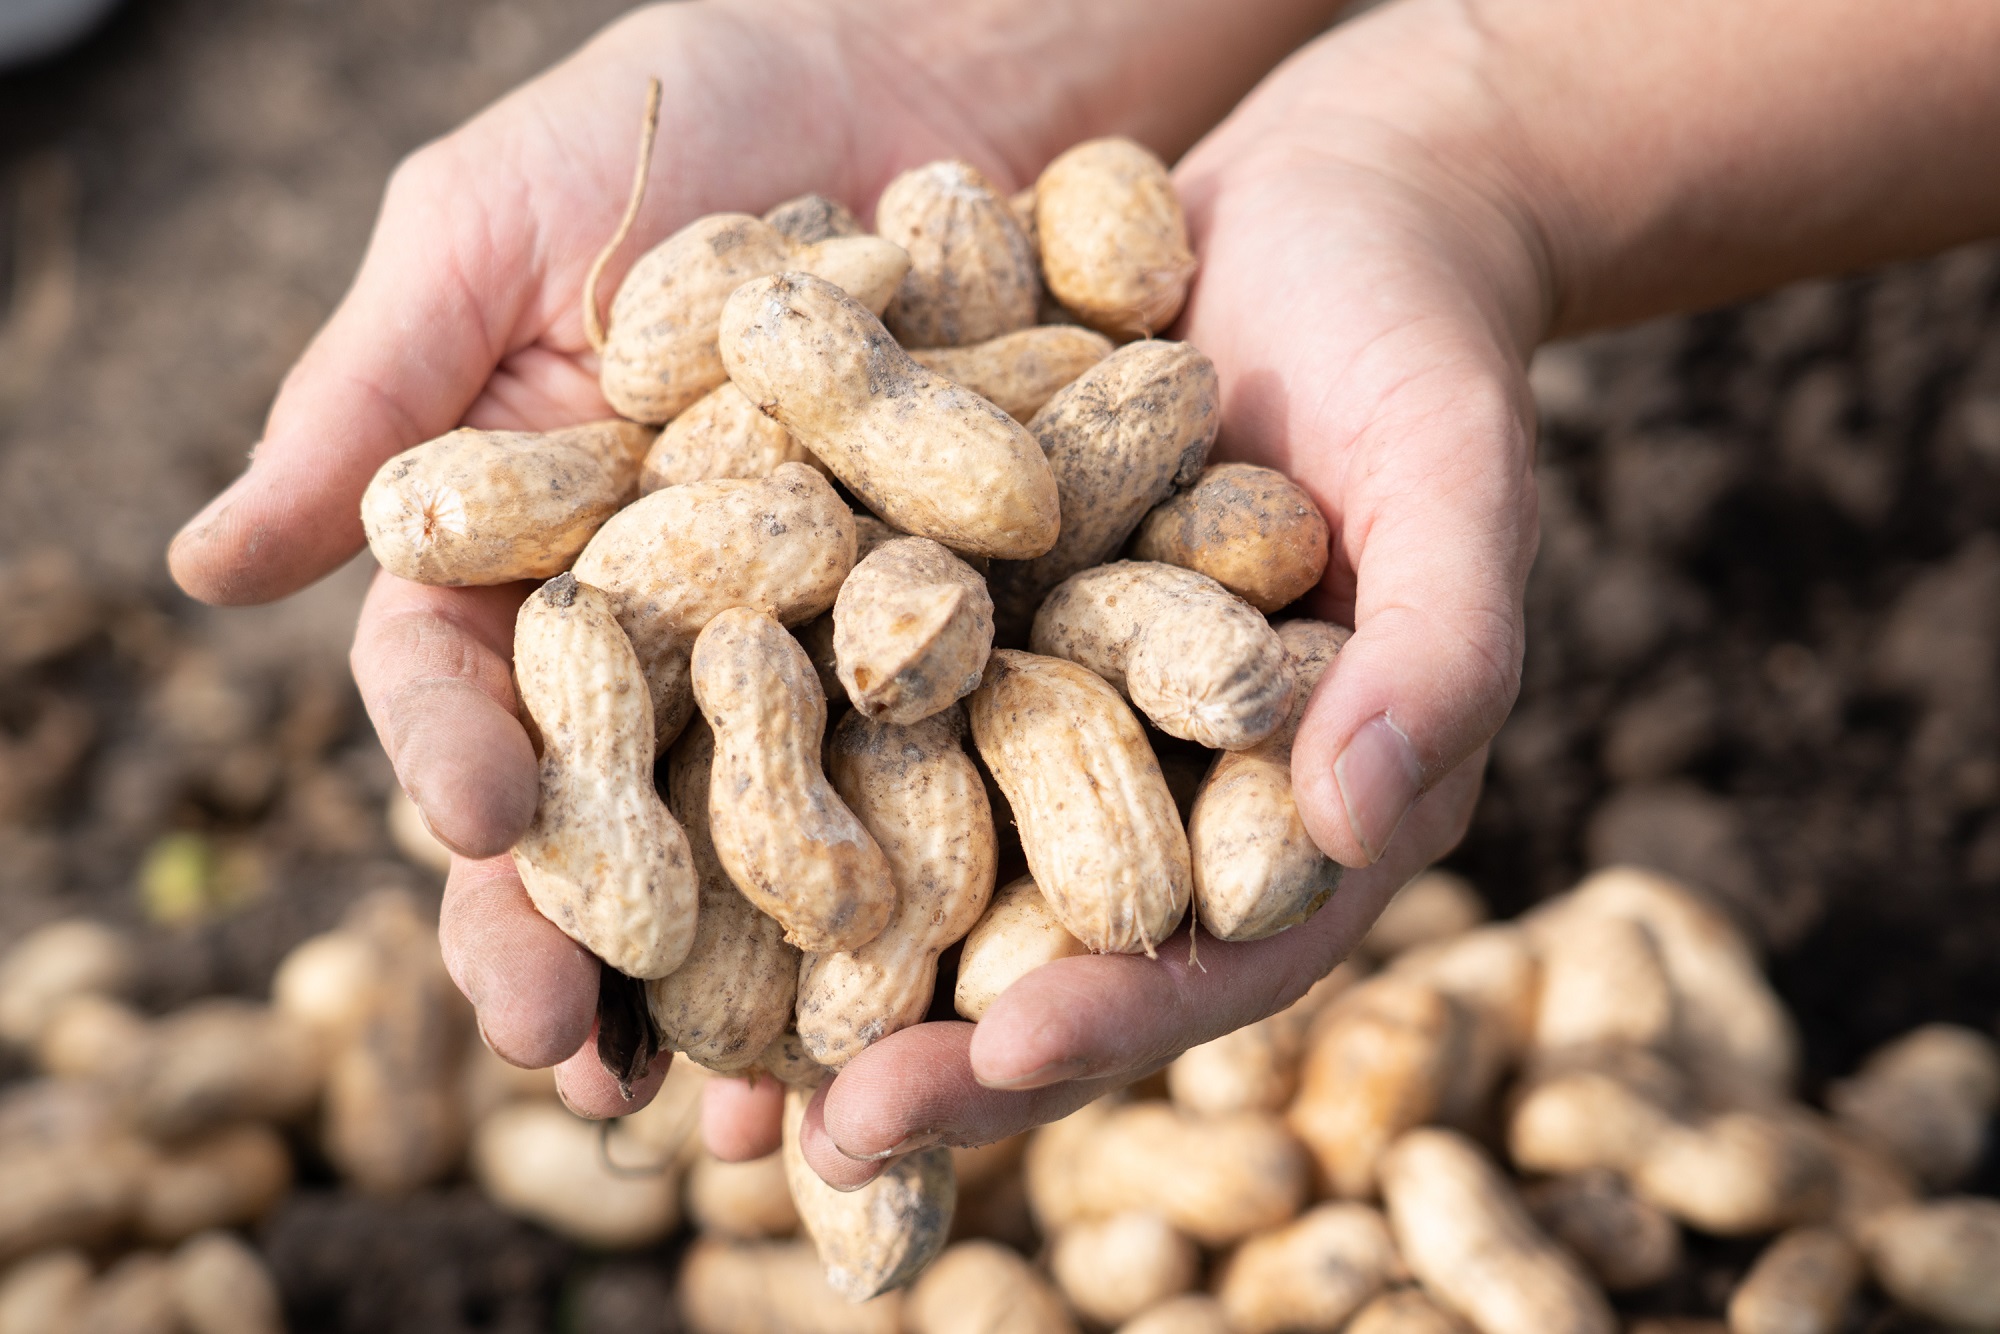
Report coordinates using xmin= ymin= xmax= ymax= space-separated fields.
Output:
xmin=780 ymin=3 xmax=1550 ymax=1186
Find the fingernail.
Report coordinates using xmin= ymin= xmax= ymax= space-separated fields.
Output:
xmin=1334 ymin=714 xmax=1422 ymax=864
xmin=825 ymin=1161 xmax=887 ymax=1193
xmin=839 ymin=1130 xmax=939 ymax=1162
xmin=978 ymin=1057 xmax=1090 ymax=1092
xmin=176 ymin=458 xmax=257 ymax=542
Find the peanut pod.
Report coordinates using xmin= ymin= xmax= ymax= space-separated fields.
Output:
xmin=1216 ymin=1203 xmax=1401 ymax=1334
xmin=679 ymin=1238 xmax=904 ymax=1334
xmin=511 ymin=574 xmax=698 ymax=979
xmin=833 ymin=537 xmax=994 ymax=725
xmin=952 ymin=874 xmax=1087 ymax=1020
xmin=639 ymin=381 xmax=826 ymax=493
xmin=1131 ymin=461 xmax=1330 ymax=613
xmin=1049 ymin=1212 xmax=1196 ymax=1327
xmin=908 ymin=1240 xmax=1077 ymax=1334
xmin=1034 ymin=137 xmax=1195 ymax=337
xmin=876 ymin=159 xmax=1039 ymax=348
xmin=763 ymin=192 xmax=862 ymax=246
xmin=909 ymin=325 xmax=1113 ymax=422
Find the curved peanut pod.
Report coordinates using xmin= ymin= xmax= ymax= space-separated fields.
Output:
xmin=170 ymin=1231 xmax=286 ymax=1334
xmin=1522 ymin=1172 xmax=1683 ymax=1293
xmin=680 ymin=1238 xmax=904 ymax=1334
xmin=1167 ymin=963 xmax=1361 ymax=1116
xmin=1507 ymin=1056 xmax=1686 ymax=1178
xmin=127 ymin=998 xmax=324 ymax=1139
xmin=1130 ymin=462 xmax=1330 ymax=613
xmin=953 ymin=875 xmax=1088 ymax=1020
xmin=640 ymin=381 xmax=825 ymax=493
xmin=1828 ymin=1023 xmax=2000 ymax=1191
xmin=360 ymin=421 xmax=653 ymax=585
xmin=1216 ymin=1203 xmax=1400 ymax=1334
xmin=719 ymin=273 xmax=1061 ymax=559
xmin=1391 ymin=924 xmax=1541 ymax=1130
xmin=1727 ymin=1225 xmax=1859 ymax=1334
xmin=1345 ymin=1291 xmax=1476 ymax=1334
xmin=909 ymin=325 xmax=1114 ymax=422
xmin=574 ymin=462 xmax=856 ymax=749
xmin=692 ymin=607 xmax=896 ymax=954
xmin=763 ymin=192 xmax=863 ymax=246
xmin=876 ymin=160 xmax=1038 ymax=348
xmin=1032 ymin=561 xmax=1293 ymax=750
xmin=966 ymin=651 xmax=1190 ymax=956
xmin=833 ymin=538 xmax=994 ymax=725
xmin=1528 ymin=911 xmax=1676 ymax=1057
xmin=601 ymin=214 xmax=797 ymax=423
xmin=1288 ymin=974 xmax=1460 ymax=1199
xmin=791 ymin=235 xmax=912 ymax=318
xmin=1188 ymin=618 xmax=1349 ymax=939
xmin=1864 ymin=1197 xmax=2000 ymax=1328
xmin=798 ymin=708 xmax=997 ymax=1066
xmin=782 ymin=1086 xmax=956 ymax=1300
xmin=473 ymin=1100 xmax=681 ymax=1248
xmin=987 ymin=342 xmax=1220 ymax=639
xmin=136 ymin=1123 xmax=292 ymax=1243
xmin=647 ymin=718 xmax=800 ymax=1072
xmin=1380 ymin=1129 xmax=1616 ymax=1334
xmin=1049 ymin=1212 xmax=1197 ymax=1327
xmin=1631 ymin=1110 xmax=1836 ymax=1236
xmin=1035 ymin=138 xmax=1196 ymax=338
xmin=511 ymin=575 xmax=698 ymax=978
xmin=1024 ymin=1101 xmax=1307 ymax=1246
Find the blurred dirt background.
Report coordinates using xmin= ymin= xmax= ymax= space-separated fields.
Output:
xmin=2 ymin=0 xmax=1998 ymax=1329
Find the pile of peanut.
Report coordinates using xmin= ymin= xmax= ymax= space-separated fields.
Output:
xmin=359 ymin=136 xmax=1353 ymax=1297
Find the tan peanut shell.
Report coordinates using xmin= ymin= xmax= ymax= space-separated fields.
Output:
xmin=601 ymin=213 xmax=797 ymax=423
xmin=1345 ymin=1291 xmax=1476 ymax=1334
xmin=832 ymin=538 xmax=994 ymax=725
xmin=1026 ymin=1101 xmax=1308 ymax=1246
xmin=639 ymin=381 xmax=824 ymax=493
xmin=1727 ymin=1225 xmax=1859 ymax=1334
xmin=472 ymin=1100 xmax=680 ymax=1248
xmin=687 ymin=1149 xmax=799 ymax=1239
xmin=1532 ymin=866 xmax=1798 ymax=1108
xmin=1050 ymin=1211 xmax=1198 ymax=1326
xmin=718 ymin=273 xmax=1061 ymax=559
xmin=692 ymin=606 xmax=896 ymax=954
xmin=0 ymin=1132 xmax=150 ymax=1263
xmin=1363 ymin=870 xmax=1490 ymax=960
xmin=679 ymin=1238 xmax=903 ymax=1334
xmin=1131 ymin=462 xmax=1331 ymax=612
xmin=360 ymin=421 xmax=652 ymax=586
xmin=1167 ymin=963 xmax=1362 ymax=1115
xmin=170 ymin=1230 xmax=286 ymax=1334
xmin=1521 ymin=1171 xmax=1682 ymax=1292
xmin=764 ymin=193 xmax=863 ymax=246
xmin=1630 ymin=1110 xmax=1836 ymax=1236
xmin=781 ymin=1086 xmax=955 ymax=1300
xmin=1218 ymin=1203 xmax=1400 ymax=1334
xmin=573 ymin=462 xmax=856 ymax=748
xmin=79 ymin=1253 xmax=178 ymax=1334
xmin=0 ymin=1250 xmax=91 ymax=1334
xmin=647 ymin=717 xmax=800 ymax=1072
xmin=0 ymin=918 xmax=137 ymax=1048
xmin=789 ymin=235 xmax=913 ymax=318
xmin=127 ymin=998 xmax=324 ymax=1140
xmin=952 ymin=874 xmax=1087 ymax=1019
xmin=510 ymin=575 xmax=698 ymax=978
xmin=1288 ymin=974 xmax=1461 ymax=1200
xmin=907 ymin=1240 xmax=1077 ymax=1334
xmin=35 ymin=993 xmax=147 ymax=1082
xmin=1389 ymin=924 xmax=1541 ymax=1130
xmin=797 ymin=707 xmax=996 ymax=1066
xmin=1507 ymin=1049 xmax=1688 ymax=1177
xmin=987 ymin=341 xmax=1220 ymax=638
xmin=876 ymin=160 xmax=1039 ymax=348
xmin=1529 ymin=910 xmax=1676 ymax=1056
xmin=1381 ymin=1128 xmax=1616 ymax=1334
xmin=1117 ymin=1296 xmax=1236 ymax=1334
xmin=320 ymin=890 xmax=469 ymax=1195
xmin=909 ymin=325 xmax=1114 ymax=421
xmin=1828 ymin=1022 xmax=2000 ymax=1190
xmin=1033 ymin=561 xmax=1294 ymax=750
xmin=1863 ymin=1197 xmax=2000 ymax=1328
xmin=1035 ymin=137 xmax=1195 ymax=337
xmin=1187 ymin=618 xmax=1349 ymax=939
xmin=136 ymin=1123 xmax=291 ymax=1243
xmin=967 ymin=651 xmax=1191 ymax=955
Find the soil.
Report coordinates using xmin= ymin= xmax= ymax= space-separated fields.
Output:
xmin=2 ymin=1 xmax=1998 ymax=1330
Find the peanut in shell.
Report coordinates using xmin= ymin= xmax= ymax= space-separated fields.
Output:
xmin=833 ymin=537 xmax=993 ymax=725
xmin=639 ymin=381 xmax=825 ymax=493
xmin=909 ymin=325 xmax=1113 ymax=422
xmin=1130 ymin=462 xmax=1330 ymax=612
xmin=510 ymin=574 xmax=698 ymax=979
xmin=763 ymin=192 xmax=863 ymax=246
xmin=1034 ymin=137 xmax=1196 ymax=338
xmin=953 ymin=875 xmax=1087 ymax=1020
xmin=876 ymin=159 xmax=1039 ymax=348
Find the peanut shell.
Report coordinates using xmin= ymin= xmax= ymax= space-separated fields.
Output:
xmin=639 ymin=381 xmax=824 ymax=493
xmin=909 ymin=325 xmax=1113 ymax=422
xmin=763 ymin=193 xmax=863 ymax=246
xmin=833 ymin=538 xmax=993 ymax=725
xmin=1034 ymin=137 xmax=1195 ymax=337
xmin=876 ymin=160 xmax=1039 ymax=348
xmin=953 ymin=874 xmax=1087 ymax=1020
xmin=1130 ymin=462 xmax=1330 ymax=612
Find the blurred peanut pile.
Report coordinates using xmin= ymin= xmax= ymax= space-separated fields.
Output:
xmin=5 ymin=855 xmax=1999 ymax=1332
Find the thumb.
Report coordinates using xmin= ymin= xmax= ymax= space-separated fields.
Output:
xmin=168 ymin=146 xmax=522 ymax=605
xmin=1292 ymin=375 xmax=1538 ymax=867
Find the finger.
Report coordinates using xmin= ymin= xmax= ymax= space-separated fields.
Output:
xmin=440 ymin=853 xmax=596 ymax=1069
xmin=702 ymin=1075 xmax=785 ymax=1162
xmin=352 ymin=569 xmax=538 ymax=858
xmin=168 ymin=143 xmax=529 ymax=606
xmin=809 ymin=756 xmax=1480 ymax=1168
xmin=555 ymin=1027 xmax=672 ymax=1119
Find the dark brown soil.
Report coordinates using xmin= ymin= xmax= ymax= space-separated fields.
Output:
xmin=3 ymin=1 xmax=1997 ymax=1329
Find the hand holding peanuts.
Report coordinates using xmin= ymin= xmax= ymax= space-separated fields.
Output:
xmin=165 ymin=1 xmax=1546 ymax=1176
